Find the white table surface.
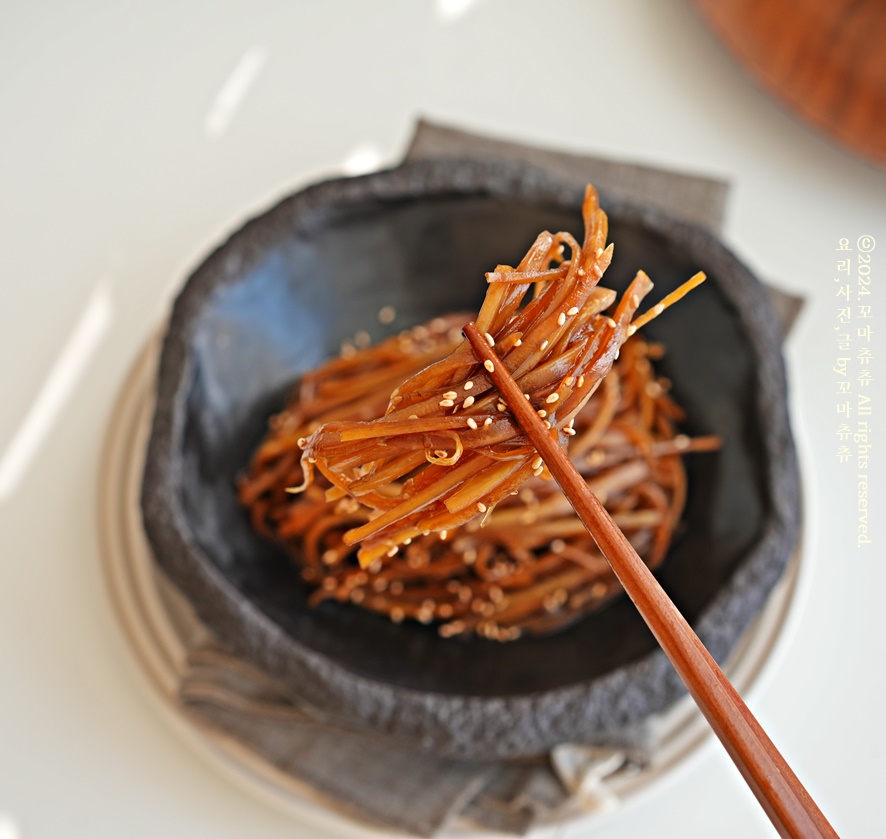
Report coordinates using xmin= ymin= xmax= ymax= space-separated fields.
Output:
xmin=1 ymin=2 xmax=883 ymax=837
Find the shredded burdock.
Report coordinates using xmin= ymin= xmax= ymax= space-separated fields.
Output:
xmin=238 ymin=186 xmax=719 ymax=641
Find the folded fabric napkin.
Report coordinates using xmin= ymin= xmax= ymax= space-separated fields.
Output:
xmin=159 ymin=120 xmax=802 ymax=836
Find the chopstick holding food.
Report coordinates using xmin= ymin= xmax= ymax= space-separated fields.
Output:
xmin=463 ymin=321 xmax=838 ymax=839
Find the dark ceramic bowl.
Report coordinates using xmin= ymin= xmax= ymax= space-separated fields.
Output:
xmin=141 ymin=158 xmax=799 ymax=759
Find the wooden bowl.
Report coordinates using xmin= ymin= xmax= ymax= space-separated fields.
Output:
xmin=696 ymin=0 xmax=886 ymax=165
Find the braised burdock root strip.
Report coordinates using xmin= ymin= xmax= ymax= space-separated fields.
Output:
xmin=238 ymin=186 xmax=719 ymax=640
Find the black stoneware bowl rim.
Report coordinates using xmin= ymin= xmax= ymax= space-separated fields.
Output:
xmin=141 ymin=157 xmax=800 ymax=759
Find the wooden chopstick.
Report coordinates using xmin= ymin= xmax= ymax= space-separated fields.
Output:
xmin=462 ymin=322 xmax=838 ymax=839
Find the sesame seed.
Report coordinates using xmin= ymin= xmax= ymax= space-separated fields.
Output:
xmin=514 ymin=339 xmax=522 ymax=347
xmin=484 ymin=360 xmax=495 ymax=373
xmin=497 ymin=402 xmax=506 ymax=412
xmin=531 ymin=456 xmax=543 ymax=469
xmin=483 ymin=418 xmax=492 ymax=427
xmin=595 ymin=247 xmax=604 ymax=257
xmin=546 ymin=393 xmax=559 ymax=404
xmin=297 ymin=437 xmax=307 ymax=448
xmin=537 ymin=409 xmax=547 ymax=418
xmin=567 ymin=306 xmax=579 ymax=316
xmin=533 ymin=467 xmax=544 ymax=477
xmin=484 ymin=332 xmax=495 ymax=347
xmin=390 ymin=608 xmax=405 ymax=623
xmin=565 ymin=376 xmax=575 ymax=387
xmin=387 ymin=546 xmax=399 ymax=557
xmin=606 ymin=317 xmax=617 ymax=328
xmin=439 ymin=399 xmax=455 ymax=407
xmin=477 ymin=502 xmax=487 ymax=513
xmin=467 ymin=418 xmax=478 ymax=430
xmin=577 ymin=375 xmax=585 ymax=388
xmin=675 ymin=434 xmax=690 ymax=450
xmin=557 ymin=312 xmax=566 ymax=326
xmin=551 ymin=539 xmax=566 ymax=553
xmin=463 ymin=396 xmax=475 ymax=408
xmin=627 ymin=325 xmax=638 ymax=336
xmin=307 ymin=456 xmax=316 ymax=463
xmin=524 ymin=393 xmax=531 ymax=400
xmin=443 ymin=391 xmax=457 ymax=399
xmin=577 ymin=267 xmax=586 ymax=276
xmin=350 ymin=589 xmax=365 ymax=604
xmin=408 ymin=414 xmax=418 ymax=419
xmin=564 ymin=427 xmax=576 ymax=436
xmin=377 ymin=305 xmax=396 ymax=324
xmin=440 ymin=530 xmax=449 ymax=540
xmin=354 ymin=330 xmax=370 ymax=348
xmin=464 ymin=380 xmax=474 ymax=390
xmin=540 ymin=340 xmax=549 ymax=350
xmin=322 ymin=550 xmax=337 ymax=565
xmin=653 ymin=303 xmax=665 ymax=316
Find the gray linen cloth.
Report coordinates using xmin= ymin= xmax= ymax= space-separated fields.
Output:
xmin=171 ymin=120 xmax=802 ymax=836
